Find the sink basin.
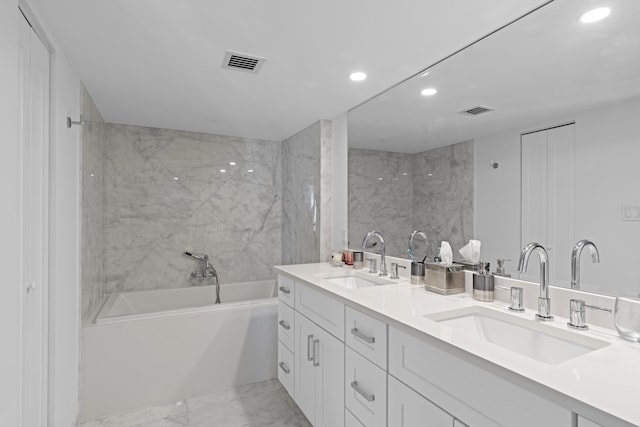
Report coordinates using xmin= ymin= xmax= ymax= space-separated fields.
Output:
xmin=426 ymin=306 xmax=609 ymax=365
xmin=322 ymin=272 xmax=395 ymax=289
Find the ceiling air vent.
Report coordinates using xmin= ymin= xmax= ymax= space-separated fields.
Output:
xmin=221 ymin=50 xmax=266 ymax=74
xmin=459 ymin=105 xmax=495 ymax=116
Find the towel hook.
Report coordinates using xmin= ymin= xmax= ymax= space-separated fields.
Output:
xmin=67 ymin=114 xmax=84 ymax=128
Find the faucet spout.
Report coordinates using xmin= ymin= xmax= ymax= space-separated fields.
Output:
xmin=571 ymin=239 xmax=600 ymax=290
xmin=518 ymin=242 xmax=553 ymax=321
xmin=362 ymin=231 xmax=387 ymax=276
xmin=408 ymin=230 xmax=428 ymax=262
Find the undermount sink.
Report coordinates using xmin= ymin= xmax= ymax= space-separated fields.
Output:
xmin=322 ymin=272 xmax=395 ymax=289
xmin=426 ymin=306 xmax=609 ymax=365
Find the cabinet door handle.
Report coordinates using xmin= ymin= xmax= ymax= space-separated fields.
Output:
xmin=278 ymin=286 xmax=290 ymax=295
xmin=307 ymin=334 xmax=314 ymax=361
xmin=313 ymin=339 xmax=320 ymax=367
xmin=278 ymin=320 xmax=290 ymax=330
xmin=351 ymin=327 xmax=375 ymax=344
xmin=278 ymin=362 xmax=290 ymax=374
xmin=350 ymin=381 xmax=375 ymax=402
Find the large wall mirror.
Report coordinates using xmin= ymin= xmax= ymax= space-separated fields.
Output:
xmin=347 ymin=0 xmax=640 ymax=298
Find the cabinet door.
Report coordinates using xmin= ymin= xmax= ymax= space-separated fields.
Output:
xmin=388 ymin=375 xmax=453 ymax=427
xmin=345 ymin=348 xmax=386 ymax=427
xmin=345 ymin=409 xmax=365 ymax=427
xmin=315 ymin=325 xmax=345 ymax=427
xmin=295 ymin=312 xmax=317 ymax=423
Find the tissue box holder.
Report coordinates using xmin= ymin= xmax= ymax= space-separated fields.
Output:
xmin=424 ymin=262 xmax=465 ymax=295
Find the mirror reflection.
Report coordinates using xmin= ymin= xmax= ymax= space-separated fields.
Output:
xmin=347 ymin=0 xmax=640 ymax=298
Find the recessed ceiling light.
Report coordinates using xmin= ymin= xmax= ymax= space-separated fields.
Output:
xmin=229 ymin=161 xmax=236 ymax=166
xmin=420 ymin=88 xmax=437 ymax=96
xmin=377 ymin=177 xmax=383 ymax=181
xmin=402 ymin=173 xmax=408 ymax=176
xmin=173 ymin=176 xmax=179 ymax=181
xmin=580 ymin=7 xmax=610 ymax=23
xmin=350 ymin=72 xmax=367 ymax=82
xmin=220 ymin=169 xmax=226 ymax=173
xmin=247 ymin=169 xmax=254 ymax=173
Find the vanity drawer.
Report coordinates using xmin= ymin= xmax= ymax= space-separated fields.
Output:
xmin=345 ymin=409 xmax=365 ymax=427
xmin=277 ymin=274 xmax=295 ymax=308
xmin=388 ymin=375 xmax=454 ymax=427
xmin=345 ymin=347 xmax=386 ymax=427
xmin=295 ymin=281 xmax=345 ymax=341
xmin=345 ymin=306 xmax=387 ymax=369
xmin=277 ymin=341 xmax=294 ymax=399
xmin=277 ymin=301 xmax=295 ymax=351
xmin=388 ymin=327 xmax=572 ymax=427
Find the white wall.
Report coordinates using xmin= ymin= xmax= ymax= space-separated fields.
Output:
xmin=0 ymin=1 xmax=21 ymax=425
xmin=12 ymin=1 xmax=82 ymax=425
xmin=475 ymin=97 xmax=640 ymax=298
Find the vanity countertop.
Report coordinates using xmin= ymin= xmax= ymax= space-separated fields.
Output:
xmin=275 ymin=262 xmax=640 ymax=427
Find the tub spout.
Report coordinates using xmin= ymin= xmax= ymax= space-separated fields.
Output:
xmin=184 ymin=251 xmax=220 ymax=303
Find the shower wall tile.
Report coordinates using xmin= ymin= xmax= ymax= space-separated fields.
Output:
xmin=81 ymin=84 xmax=106 ymax=324
xmin=348 ymin=141 xmax=474 ymax=261
xmin=281 ymin=121 xmax=323 ymax=265
xmin=412 ymin=140 xmax=474 ymax=259
xmin=319 ymin=120 xmax=333 ymax=261
xmin=104 ymin=124 xmax=282 ymax=293
xmin=348 ymin=149 xmax=413 ymax=258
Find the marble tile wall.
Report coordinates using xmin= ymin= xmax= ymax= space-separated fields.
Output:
xmin=348 ymin=149 xmax=413 ymax=258
xmin=319 ymin=120 xmax=333 ymax=262
xmin=81 ymin=84 xmax=106 ymax=323
xmin=412 ymin=140 xmax=474 ymax=259
xmin=281 ymin=120 xmax=326 ymax=265
xmin=348 ymin=140 xmax=474 ymax=260
xmin=104 ymin=124 xmax=282 ymax=293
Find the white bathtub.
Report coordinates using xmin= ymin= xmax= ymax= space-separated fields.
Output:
xmin=81 ymin=280 xmax=278 ymax=421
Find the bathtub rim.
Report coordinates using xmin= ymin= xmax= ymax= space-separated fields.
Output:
xmin=90 ymin=280 xmax=277 ymax=327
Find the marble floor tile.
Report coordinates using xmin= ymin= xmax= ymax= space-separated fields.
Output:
xmin=81 ymin=380 xmax=311 ymax=427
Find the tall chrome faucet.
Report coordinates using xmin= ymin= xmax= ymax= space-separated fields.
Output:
xmin=518 ymin=242 xmax=553 ymax=321
xmin=362 ymin=231 xmax=387 ymax=276
xmin=408 ymin=230 xmax=428 ymax=262
xmin=571 ymin=239 xmax=600 ymax=290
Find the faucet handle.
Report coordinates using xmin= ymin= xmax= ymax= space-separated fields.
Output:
xmin=390 ymin=263 xmax=406 ymax=279
xmin=568 ymin=299 xmax=612 ymax=330
xmin=366 ymin=258 xmax=377 ymax=274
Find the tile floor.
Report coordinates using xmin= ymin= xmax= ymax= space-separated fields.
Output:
xmin=81 ymin=379 xmax=312 ymax=427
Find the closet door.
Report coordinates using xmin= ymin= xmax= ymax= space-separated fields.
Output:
xmin=18 ymin=12 xmax=50 ymax=427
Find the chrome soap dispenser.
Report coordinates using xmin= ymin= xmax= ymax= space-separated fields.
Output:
xmin=473 ymin=261 xmax=495 ymax=302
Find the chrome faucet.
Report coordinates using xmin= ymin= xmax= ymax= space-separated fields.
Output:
xmin=362 ymin=231 xmax=387 ymax=276
xmin=571 ymin=239 xmax=600 ymax=290
xmin=184 ymin=251 xmax=220 ymax=303
xmin=518 ymin=242 xmax=553 ymax=321
xmin=408 ymin=230 xmax=428 ymax=262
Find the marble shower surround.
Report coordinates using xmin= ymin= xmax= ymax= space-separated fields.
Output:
xmin=282 ymin=120 xmax=329 ymax=265
xmin=81 ymin=84 xmax=106 ymax=323
xmin=104 ymin=124 xmax=282 ymax=293
xmin=348 ymin=140 xmax=474 ymax=260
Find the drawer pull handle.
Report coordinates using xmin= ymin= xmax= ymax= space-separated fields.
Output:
xmin=278 ymin=286 xmax=291 ymax=295
xmin=313 ymin=339 xmax=320 ymax=367
xmin=307 ymin=334 xmax=314 ymax=361
xmin=278 ymin=320 xmax=290 ymax=330
xmin=350 ymin=381 xmax=375 ymax=402
xmin=278 ymin=362 xmax=290 ymax=374
xmin=351 ymin=328 xmax=375 ymax=344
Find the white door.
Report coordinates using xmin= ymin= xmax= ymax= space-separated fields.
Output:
xmin=295 ymin=312 xmax=317 ymax=424
xmin=314 ymin=326 xmax=344 ymax=427
xmin=18 ymin=11 xmax=50 ymax=427
xmin=521 ymin=124 xmax=575 ymax=285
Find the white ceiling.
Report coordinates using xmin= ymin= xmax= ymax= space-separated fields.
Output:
xmin=348 ymin=0 xmax=640 ymax=153
xmin=30 ymin=0 xmax=550 ymax=141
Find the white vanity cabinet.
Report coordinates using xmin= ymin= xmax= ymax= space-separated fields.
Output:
xmin=389 ymin=326 xmax=573 ymax=427
xmin=387 ymin=375 xmax=454 ymax=427
xmin=295 ymin=311 xmax=345 ymax=427
xmin=277 ymin=275 xmax=296 ymax=398
xmin=577 ymin=416 xmax=605 ymax=427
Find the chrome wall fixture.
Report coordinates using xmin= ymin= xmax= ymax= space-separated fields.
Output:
xmin=66 ymin=114 xmax=84 ymax=128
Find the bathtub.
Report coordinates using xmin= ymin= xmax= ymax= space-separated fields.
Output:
xmin=80 ymin=280 xmax=278 ymax=421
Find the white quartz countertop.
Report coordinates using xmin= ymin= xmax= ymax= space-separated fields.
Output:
xmin=275 ymin=262 xmax=640 ymax=427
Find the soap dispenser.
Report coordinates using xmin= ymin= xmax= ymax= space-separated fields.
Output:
xmin=495 ymin=258 xmax=511 ymax=277
xmin=473 ymin=261 xmax=495 ymax=302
